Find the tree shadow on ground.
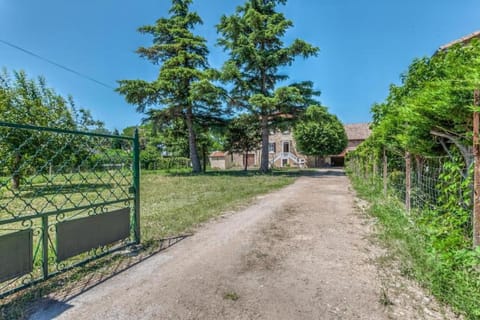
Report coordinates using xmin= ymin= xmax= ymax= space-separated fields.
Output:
xmin=305 ymin=169 xmax=346 ymax=178
xmin=0 ymin=235 xmax=191 ymax=320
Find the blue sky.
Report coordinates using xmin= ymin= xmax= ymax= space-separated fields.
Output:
xmin=1 ymin=0 xmax=479 ymax=130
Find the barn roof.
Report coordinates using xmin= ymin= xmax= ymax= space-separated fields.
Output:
xmin=344 ymin=123 xmax=371 ymax=141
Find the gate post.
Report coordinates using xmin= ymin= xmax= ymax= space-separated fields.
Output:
xmin=133 ymin=128 xmax=141 ymax=244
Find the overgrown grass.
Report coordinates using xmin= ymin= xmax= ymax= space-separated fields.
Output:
xmin=140 ymin=169 xmax=297 ymax=241
xmin=350 ymin=174 xmax=480 ymax=320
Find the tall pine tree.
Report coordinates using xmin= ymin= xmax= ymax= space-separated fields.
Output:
xmin=117 ymin=0 xmax=223 ymax=173
xmin=217 ymin=0 xmax=319 ymax=172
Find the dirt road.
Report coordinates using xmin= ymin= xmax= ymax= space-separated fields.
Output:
xmin=30 ymin=170 xmax=456 ymax=320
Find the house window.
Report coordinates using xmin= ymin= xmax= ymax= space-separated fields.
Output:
xmin=268 ymin=142 xmax=276 ymax=153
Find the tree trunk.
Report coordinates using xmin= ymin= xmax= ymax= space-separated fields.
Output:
xmin=185 ymin=108 xmax=201 ymax=173
xmin=259 ymin=116 xmax=270 ymax=173
xmin=258 ymin=51 xmax=270 ymax=174
xmin=202 ymin=144 xmax=207 ymax=173
xmin=244 ymin=151 xmax=248 ymax=171
xmin=11 ymin=152 xmax=21 ymax=189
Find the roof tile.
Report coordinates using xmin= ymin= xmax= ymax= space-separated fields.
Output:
xmin=344 ymin=123 xmax=371 ymax=140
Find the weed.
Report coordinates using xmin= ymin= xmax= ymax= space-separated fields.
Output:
xmin=379 ymin=288 xmax=394 ymax=306
xmin=223 ymin=291 xmax=240 ymax=301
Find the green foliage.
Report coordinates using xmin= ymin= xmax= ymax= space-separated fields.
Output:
xmin=0 ymin=69 xmax=105 ymax=188
xmin=293 ymin=105 xmax=347 ymax=156
xmin=217 ymin=0 xmax=319 ymax=172
xmin=416 ymin=154 xmax=473 ymax=254
xmin=117 ymin=0 xmax=224 ymax=173
xmin=359 ymin=39 xmax=480 ymax=160
xmin=350 ymin=174 xmax=480 ymax=319
xmin=224 ymin=114 xmax=262 ymax=170
xmin=88 ymin=149 xmax=131 ymax=168
xmin=140 ymin=145 xmax=162 ymax=169
xmin=0 ymin=69 xmax=75 ymax=128
xmin=348 ymin=42 xmax=480 ymax=312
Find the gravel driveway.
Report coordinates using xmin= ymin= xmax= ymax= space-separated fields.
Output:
xmin=30 ymin=169 xmax=457 ymax=320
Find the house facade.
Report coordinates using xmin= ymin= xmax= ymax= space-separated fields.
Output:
xmin=209 ymin=129 xmax=310 ymax=170
xmin=209 ymin=151 xmax=253 ymax=170
xmin=264 ymin=129 xmax=308 ymax=168
xmin=209 ymin=123 xmax=371 ymax=169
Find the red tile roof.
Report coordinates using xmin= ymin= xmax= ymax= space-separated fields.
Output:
xmin=210 ymin=151 xmax=225 ymax=157
xmin=344 ymin=123 xmax=371 ymax=141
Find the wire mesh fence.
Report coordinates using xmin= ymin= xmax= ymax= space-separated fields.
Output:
xmin=347 ymin=153 xmax=472 ymax=216
xmin=347 ymin=152 xmax=480 ymax=318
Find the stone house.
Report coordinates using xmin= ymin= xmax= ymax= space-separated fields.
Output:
xmin=209 ymin=151 xmax=230 ymax=170
xmin=209 ymin=123 xmax=371 ymax=169
xmin=209 ymin=129 xmax=309 ymax=170
xmin=264 ymin=129 xmax=309 ymax=168
xmin=209 ymin=151 xmax=250 ymax=170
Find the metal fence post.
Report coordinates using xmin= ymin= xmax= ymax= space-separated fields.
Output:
xmin=383 ymin=148 xmax=388 ymax=196
xmin=405 ymin=151 xmax=411 ymax=212
xmin=133 ymin=128 xmax=141 ymax=244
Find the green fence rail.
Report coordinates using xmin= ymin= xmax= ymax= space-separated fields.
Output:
xmin=0 ymin=121 xmax=140 ymax=298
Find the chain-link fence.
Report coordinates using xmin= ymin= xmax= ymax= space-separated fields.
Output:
xmin=0 ymin=122 xmax=140 ymax=298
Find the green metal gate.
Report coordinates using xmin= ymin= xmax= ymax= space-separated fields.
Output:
xmin=0 ymin=121 xmax=140 ymax=298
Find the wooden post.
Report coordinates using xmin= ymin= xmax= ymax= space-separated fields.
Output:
xmin=383 ymin=148 xmax=388 ymax=196
xmin=473 ymin=89 xmax=480 ymax=247
xmin=405 ymin=151 xmax=411 ymax=212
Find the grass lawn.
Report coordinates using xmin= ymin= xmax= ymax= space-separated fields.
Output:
xmin=0 ymin=169 xmax=298 ymax=318
xmin=140 ymin=169 xmax=298 ymax=241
